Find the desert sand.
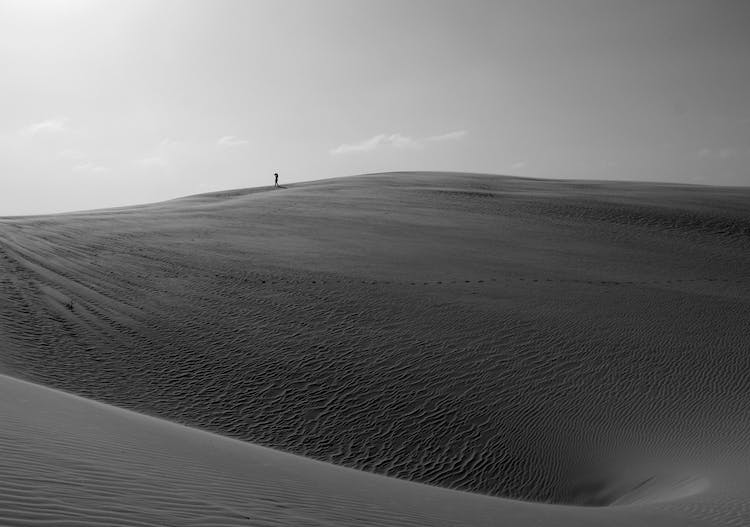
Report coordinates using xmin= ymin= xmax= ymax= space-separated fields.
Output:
xmin=1 ymin=171 xmax=749 ymax=526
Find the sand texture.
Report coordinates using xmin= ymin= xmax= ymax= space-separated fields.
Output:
xmin=1 ymin=172 xmax=749 ymax=525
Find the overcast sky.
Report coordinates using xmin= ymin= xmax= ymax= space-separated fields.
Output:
xmin=1 ymin=0 xmax=748 ymax=215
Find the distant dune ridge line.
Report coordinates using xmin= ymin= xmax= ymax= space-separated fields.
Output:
xmin=1 ymin=172 xmax=749 ymax=525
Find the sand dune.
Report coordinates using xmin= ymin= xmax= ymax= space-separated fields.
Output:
xmin=0 ymin=373 xmax=733 ymax=526
xmin=1 ymin=172 xmax=749 ymax=525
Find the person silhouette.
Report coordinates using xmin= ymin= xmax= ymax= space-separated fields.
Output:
xmin=274 ymin=173 xmax=279 ymax=188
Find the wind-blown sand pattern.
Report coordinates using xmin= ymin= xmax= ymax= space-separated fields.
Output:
xmin=0 ymin=373 xmax=713 ymax=527
xmin=1 ymin=172 xmax=749 ymax=525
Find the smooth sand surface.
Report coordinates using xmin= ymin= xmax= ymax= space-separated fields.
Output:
xmin=1 ymin=172 xmax=749 ymax=525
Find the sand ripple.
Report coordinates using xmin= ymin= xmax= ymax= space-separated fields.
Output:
xmin=1 ymin=173 xmax=749 ymax=524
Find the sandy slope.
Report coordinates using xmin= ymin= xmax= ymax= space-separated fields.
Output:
xmin=1 ymin=172 xmax=749 ymax=524
xmin=0 ymin=373 xmax=720 ymax=526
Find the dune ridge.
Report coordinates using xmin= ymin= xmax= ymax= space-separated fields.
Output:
xmin=1 ymin=172 xmax=750 ymax=524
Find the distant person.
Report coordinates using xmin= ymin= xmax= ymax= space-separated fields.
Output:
xmin=274 ymin=173 xmax=279 ymax=188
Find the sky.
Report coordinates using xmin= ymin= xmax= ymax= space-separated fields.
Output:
xmin=0 ymin=0 xmax=748 ymax=215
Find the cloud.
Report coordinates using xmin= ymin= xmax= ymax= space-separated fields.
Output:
xmin=72 ymin=162 xmax=108 ymax=174
xmin=158 ymin=138 xmax=182 ymax=150
xmin=331 ymin=134 xmax=387 ymax=154
xmin=331 ymin=130 xmax=464 ymax=155
xmin=511 ymin=161 xmax=526 ymax=170
xmin=385 ymin=133 xmax=420 ymax=149
xmin=425 ymin=130 xmax=468 ymax=142
xmin=20 ymin=118 xmax=68 ymax=136
xmin=58 ymin=149 xmax=108 ymax=174
xmin=217 ymin=136 xmax=249 ymax=148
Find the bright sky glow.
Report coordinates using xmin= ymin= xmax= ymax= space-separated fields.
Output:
xmin=1 ymin=0 xmax=748 ymax=215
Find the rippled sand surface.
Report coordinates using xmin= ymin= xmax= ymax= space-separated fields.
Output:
xmin=1 ymin=172 xmax=749 ymax=525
